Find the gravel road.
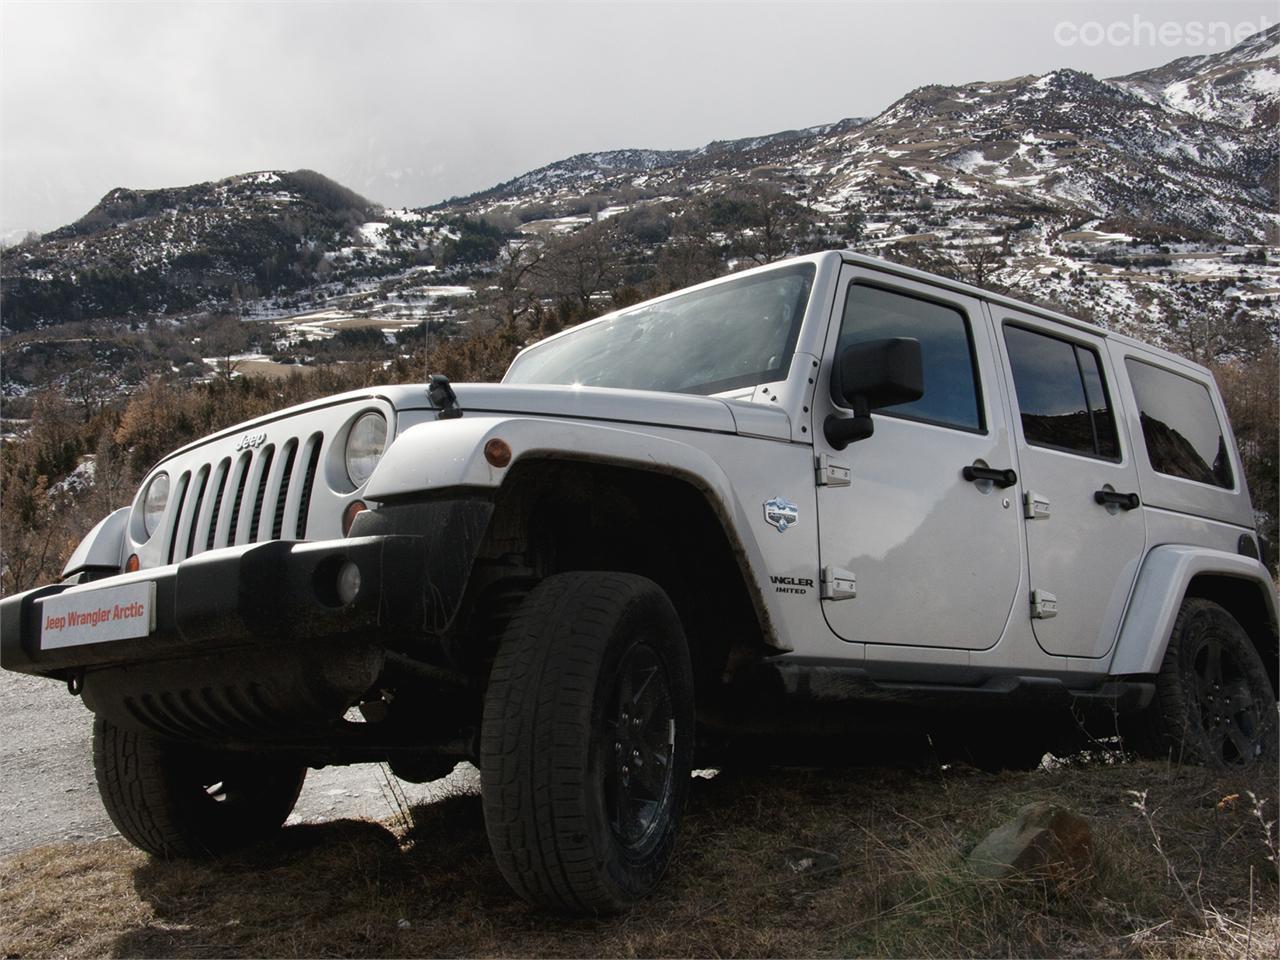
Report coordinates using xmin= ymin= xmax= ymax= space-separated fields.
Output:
xmin=0 ymin=669 xmax=477 ymax=857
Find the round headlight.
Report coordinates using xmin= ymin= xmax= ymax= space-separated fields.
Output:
xmin=141 ymin=472 xmax=169 ymax=540
xmin=345 ymin=412 xmax=387 ymax=487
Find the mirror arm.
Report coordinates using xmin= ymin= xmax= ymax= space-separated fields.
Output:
xmin=823 ymin=396 xmax=874 ymax=450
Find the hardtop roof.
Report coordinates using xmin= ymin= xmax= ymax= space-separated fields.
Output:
xmin=838 ymin=250 xmax=1212 ymax=377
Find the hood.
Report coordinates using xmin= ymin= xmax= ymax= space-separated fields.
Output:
xmin=442 ymin=383 xmax=791 ymax=440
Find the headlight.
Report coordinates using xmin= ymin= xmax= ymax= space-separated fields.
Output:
xmin=345 ymin=412 xmax=387 ymax=487
xmin=141 ymin=473 xmax=169 ymax=540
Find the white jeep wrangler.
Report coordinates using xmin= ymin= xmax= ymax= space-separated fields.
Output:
xmin=3 ymin=251 xmax=1276 ymax=912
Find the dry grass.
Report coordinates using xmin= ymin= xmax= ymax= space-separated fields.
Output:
xmin=2 ymin=759 xmax=1276 ymax=958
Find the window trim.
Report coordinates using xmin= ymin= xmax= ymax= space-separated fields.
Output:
xmin=1124 ymin=355 xmax=1236 ymax=491
xmin=835 ymin=280 xmax=988 ymax=436
xmin=1002 ymin=321 xmax=1123 ymax=464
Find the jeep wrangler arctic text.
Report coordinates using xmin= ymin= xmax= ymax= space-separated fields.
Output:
xmin=3 ymin=252 xmax=1276 ymax=912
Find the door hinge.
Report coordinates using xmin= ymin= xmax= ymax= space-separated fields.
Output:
xmin=1031 ymin=588 xmax=1058 ymax=619
xmin=815 ymin=454 xmax=851 ymax=487
xmin=1024 ymin=490 xmax=1051 ymax=520
xmin=821 ymin=566 xmax=857 ymax=600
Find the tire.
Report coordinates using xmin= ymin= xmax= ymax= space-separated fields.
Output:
xmin=1123 ymin=598 xmax=1277 ymax=767
xmin=93 ymin=716 xmax=306 ymax=858
xmin=480 ymin=572 xmax=695 ymax=913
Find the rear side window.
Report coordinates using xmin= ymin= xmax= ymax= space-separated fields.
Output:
xmin=838 ymin=283 xmax=983 ymax=431
xmin=1004 ymin=325 xmax=1119 ymax=459
xmin=1126 ymin=359 xmax=1234 ymax=488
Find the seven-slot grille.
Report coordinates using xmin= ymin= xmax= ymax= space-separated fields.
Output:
xmin=164 ymin=432 xmax=324 ymax=563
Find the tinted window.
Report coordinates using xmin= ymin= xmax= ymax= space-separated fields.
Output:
xmin=504 ymin=263 xmax=814 ymax=395
xmin=1004 ymin=325 xmax=1119 ymax=459
xmin=838 ymin=284 xmax=982 ymax=431
xmin=1126 ymin=359 xmax=1233 ymax=488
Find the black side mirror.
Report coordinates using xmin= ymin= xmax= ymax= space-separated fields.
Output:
xmin=824 ymin=338 xmax=923 ymax=449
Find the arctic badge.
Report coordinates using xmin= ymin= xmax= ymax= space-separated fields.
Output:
xmin=763 ymin=496 xmax=799 ymax=532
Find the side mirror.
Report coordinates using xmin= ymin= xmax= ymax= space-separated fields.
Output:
xmin=824 ymin=338 xmax=923 ymax=449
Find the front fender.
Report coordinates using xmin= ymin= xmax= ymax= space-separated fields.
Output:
xmin=62 ymin=507 xmax=130 ymax=579
xmin=1109 ymin=545 xmax=1278 ymax=676
xmin=365 ymin=415 xmax=785 ymax=647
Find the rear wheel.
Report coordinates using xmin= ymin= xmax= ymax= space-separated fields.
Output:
xmin=480 ymin=572 xmax=694 ymax=913
xmin=93 ymin=716 xmax=306 ymax=858
xmin=1124 ymin=598 xmax=1277 ymax=767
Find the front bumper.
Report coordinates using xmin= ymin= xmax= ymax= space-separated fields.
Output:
xmin=1 ymin=534 xmax=445 ymax=680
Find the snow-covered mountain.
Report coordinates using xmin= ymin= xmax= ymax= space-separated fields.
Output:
xmin=427 ymin=25 xmax=1277 ymax=348
xmin=1112 ymin=25 xmax=1279 ymax=129
xmin=3 ymin=26 xmax=1275 ymax=359
xmin=0 ymin=170 xmax=390 ymax=331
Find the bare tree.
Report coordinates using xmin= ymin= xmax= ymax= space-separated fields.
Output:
xmin=487 ymin=237 xmax=545 ymax=327
xmin=202 ymin=315 xmax=252 ymax=381
xmin=541 ymin=221 xmax=618 ymax=319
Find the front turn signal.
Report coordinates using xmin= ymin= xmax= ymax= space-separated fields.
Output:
xmin=342 ymin=500 xmax=367 ymax=536
xmin=484 ymin=438 xmax=512 ymax=468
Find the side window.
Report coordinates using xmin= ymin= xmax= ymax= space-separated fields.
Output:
xmin=1004 ymin=325 xmax=1119 ymax=459
xmin=1125 ymin=359 xmax=1234 ymax=488
xmin=838 ymin=283 xmax=982 ymax=431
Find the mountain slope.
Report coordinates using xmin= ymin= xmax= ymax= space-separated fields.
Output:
xmin=2 ymin=29 xmax=1276 ymax=358
xmin=1111 ymin=23 xmax=1280 ymax=128
xmin=1 ymin=170 xmax=383 ymax=331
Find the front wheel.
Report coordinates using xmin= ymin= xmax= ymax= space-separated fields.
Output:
xmin=480 ymin=572 xmax=695 ymax=913
xmin=1124 ymin=598 xmax=1277 ymax=767
xmin=93 ymin=717 xmax=306 ymax=858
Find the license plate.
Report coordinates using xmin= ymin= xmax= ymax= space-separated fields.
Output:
xmin=38 ymin=581 xmax=156 ymax=650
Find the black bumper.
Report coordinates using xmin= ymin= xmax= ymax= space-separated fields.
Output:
xmin=1 ymin=533 xmax=460 ymax=680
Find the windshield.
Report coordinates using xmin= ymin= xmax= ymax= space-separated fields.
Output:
xmin=503 ymin=262 xmax=816 ymax=395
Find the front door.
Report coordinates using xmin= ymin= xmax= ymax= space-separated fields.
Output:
xmin=814 ymin=267 xmax=1022 ymax=650
xmin=995 ymin=310 xmax=1147 ymax=659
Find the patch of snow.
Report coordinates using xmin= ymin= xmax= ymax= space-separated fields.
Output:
xmin=1248 ymin=66 xmax=1280 ymax=94
xmin=51 ymin=456 xmax=97 ymax=497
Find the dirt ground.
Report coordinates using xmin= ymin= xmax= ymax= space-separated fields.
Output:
xmin=0 ymin=669 xmax=477 ymax=857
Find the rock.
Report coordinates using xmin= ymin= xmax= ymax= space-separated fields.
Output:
xmin=781 ymin=845 xmax=841 ymax=876
xmin=968 ymin=802 xmax=1092 ymax=880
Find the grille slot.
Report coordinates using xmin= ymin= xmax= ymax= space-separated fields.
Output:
xmin=271 ymin=440 xmax=298 ymax=541
xmin=248 ymin=445 xmax=275 ymax=543
xmin=204 ymin=459 xmax=230 ymax=553
xmin=151 ymin=431 xmax=325 ymax=563
xmin=166 ymin=472 xmax=191 ymax=564
xmin=295 ymin=434 xmax=323 ymax=539
xmin=182 ymin=466 xmax=210 ymax=560
xmin=226 ymin=453 xmax=252 ymax=544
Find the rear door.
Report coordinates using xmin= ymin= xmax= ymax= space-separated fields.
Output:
xmin=814 ymin=266 xmax=1023 ymax=650
xmin=995 ymin=310 xmax=1147 ymax=659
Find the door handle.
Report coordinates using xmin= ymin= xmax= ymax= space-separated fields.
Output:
xmin=1094 ymin=489 xmax=1140 ymax=510
xmin=962 ymin=464 xmax=1018 ymax=488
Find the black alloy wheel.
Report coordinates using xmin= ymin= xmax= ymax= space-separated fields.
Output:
xmin=602 ymin=642 xmax=678 ymax=854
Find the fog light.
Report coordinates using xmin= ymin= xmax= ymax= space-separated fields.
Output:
xmin=336 ymin=560 xmax=362 ymax=605
xmin=341 ymin=500 xmax=367 ymax=536
xmin=484 ymin=437 xmax=512 ymax=468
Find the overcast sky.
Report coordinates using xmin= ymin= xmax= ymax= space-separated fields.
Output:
xmin=2 ymin=0 xmax=1275 ymax=238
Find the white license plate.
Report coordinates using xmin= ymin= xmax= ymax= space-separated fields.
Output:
xmin=38 ymin=581 xmax=156 ymax=649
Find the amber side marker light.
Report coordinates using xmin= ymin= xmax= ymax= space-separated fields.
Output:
xmin=342 ymin=500 xmax=367 ymax=536
xmin=484 ymin=438 xmax=512 ymax=468
xmin=125 ymin=554 xmax=141 ymax=573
